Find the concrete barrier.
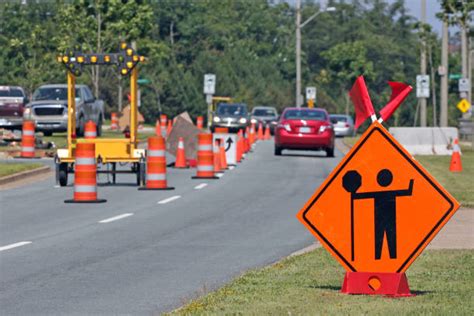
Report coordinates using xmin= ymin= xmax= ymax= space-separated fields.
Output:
xmin=388 ymin=127 xmax=458 ymax=155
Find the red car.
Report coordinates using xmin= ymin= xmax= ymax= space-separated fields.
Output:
xmin=274 ymin=107 xmax=335 ymax=157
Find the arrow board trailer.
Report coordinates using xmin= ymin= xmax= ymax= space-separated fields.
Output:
xmin=213 ymin=133 xmax=237 ymax=166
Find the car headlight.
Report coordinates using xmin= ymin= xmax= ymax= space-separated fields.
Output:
xmin=251 ymin=118 xmax=257 ymax=124
xmin=213 ymin=116 xmax=221 ymax=123
xmin=239 ymin=118 xmax=247 ymax=124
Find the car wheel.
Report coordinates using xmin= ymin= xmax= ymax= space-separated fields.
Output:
xmin=274 ymin=146 xmax=282 ymax=156
xmin=326 ymin=147 xmax=335 ymax=157
xmin=43 ymin=131 xmax=53 ymax=137
xmin=77 ymin=116 xmax=85 ymax=137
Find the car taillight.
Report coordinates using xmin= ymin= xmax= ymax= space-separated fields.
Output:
xmin=278 ymin=123 xmax=291 ymax=132
xmin=345 ymin=123 xmax=350 ymax=127
xmin=319 ymin=124 xmax=332 ymax=133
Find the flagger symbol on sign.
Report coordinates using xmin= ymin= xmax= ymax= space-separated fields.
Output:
xmin=343 ymin=169 xmax=414 ymax=261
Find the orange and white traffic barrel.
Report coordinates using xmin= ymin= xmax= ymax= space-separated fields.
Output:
xmin=196 ymin=116 xmax=204 ymax=129
xmin=65 ymin=143 xmax=106 ymax=203
xmin=111 ymin=112 xmax=119 ymax=130
xmin=192 ymin=133 xmax=218 ymax=179
xmin=139 ymin=136 xmax=174 ymax=190
xmin=84 ymin=120 xmax=97 ymax=139
xmin=21 ymin=120 xmax=36 ymax=158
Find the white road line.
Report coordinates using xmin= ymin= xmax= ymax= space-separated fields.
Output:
xmin=194 ymin=183 xmax=208 ymax=190
xmin=228 ymin=166 xmax=235 ymax=170
xmin=0 ymin=241 xmax=32 ymax=252
xmin=158 ymin=195 xmax=181 ymax=204
xmin=99 ymin=213 xmax=134 ymax=224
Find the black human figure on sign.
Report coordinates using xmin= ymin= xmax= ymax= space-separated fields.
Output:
xmin=343 ymin=169 xmax=414 ymax=260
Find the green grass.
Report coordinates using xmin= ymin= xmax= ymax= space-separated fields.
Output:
xmin=172 ymin=248 xmax=473 ymax=315
xmin=0 ymin=162 xmax=43 ymax=177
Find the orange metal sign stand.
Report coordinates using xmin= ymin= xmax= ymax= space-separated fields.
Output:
xmin=297 ymin=121 xmax=460 ymax=296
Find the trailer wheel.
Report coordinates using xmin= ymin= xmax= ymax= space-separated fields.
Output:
xmin=58 ymin=163 xmax=68 ymax=187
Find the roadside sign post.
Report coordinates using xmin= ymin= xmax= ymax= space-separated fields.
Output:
xmin=306 ymin=87 xmax=316 ymax=108
xmin=297 ymin=121 xmax=460 ymax=296
xmin=204 ymin=74 xmax=216 ymax=129
xmin=416 ymin=75 xmax=430 ymax=98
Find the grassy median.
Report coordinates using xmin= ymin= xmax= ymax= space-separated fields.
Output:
xmin=172 ymin=248 xmax=473 ymax=315
xmin=0 ymin=162 xmax=43 ymax=177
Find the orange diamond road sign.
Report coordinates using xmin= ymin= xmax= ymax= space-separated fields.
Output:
xmin=297 ymin=121 xmax=460 ymax=273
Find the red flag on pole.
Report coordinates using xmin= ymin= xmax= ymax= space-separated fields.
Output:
xmin=349 ymin=76 xmax=375 ymax=130
xmin=379 ymin=82 xmax=412 ymax=122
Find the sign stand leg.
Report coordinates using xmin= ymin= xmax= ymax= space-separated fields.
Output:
xmin=340 ymin=271 xmax=414 ymax=297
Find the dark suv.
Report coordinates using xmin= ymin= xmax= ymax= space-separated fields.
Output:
xmin=211 ymin=103 xmax=249 ymax=133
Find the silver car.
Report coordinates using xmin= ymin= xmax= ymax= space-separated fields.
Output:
xmin=329 ymin=114 xmax=355 ymax=137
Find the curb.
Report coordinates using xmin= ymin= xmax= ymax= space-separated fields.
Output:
xmin=0 ymin=165 xmax=51 ymax=185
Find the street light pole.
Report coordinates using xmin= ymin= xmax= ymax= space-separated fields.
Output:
xmin=295 ymin=2 xmax=336 ymax=108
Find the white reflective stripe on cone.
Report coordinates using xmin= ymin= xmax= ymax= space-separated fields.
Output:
xmin=84 ymin=132 xmax=96 ymax=137
xmin=148 ymin=150 xmax=165 ymax=157
xmin=146 ymin=173 xmax=167 ymax=181
xmin=74 ymin=185 xmax=97 ymax=193
xmin=197 ymin=165 xmax=213 ymax=172
xmin=21 ymin=146 xmax=35 ymax=152
xmin=178 ymin=142 xmax=184 ymax=149
xmin=198 ymin=145 xmax=212 ymax=151
xmin=75 ymin=157 xmax=96 ymax=165
xmin=22 ymin=130 xmax=34 ymax=136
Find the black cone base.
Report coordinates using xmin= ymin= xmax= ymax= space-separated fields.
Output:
xmin=64 ymin=199 xmax=107 ymax=204
xmin=138 ymin=186 xmax=175 ymax=191
xmin=191 ymin=176 xmax=219 ymax=179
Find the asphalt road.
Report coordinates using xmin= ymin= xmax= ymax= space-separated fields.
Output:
xmin=0 ymin=140 xmax=341 ymax=314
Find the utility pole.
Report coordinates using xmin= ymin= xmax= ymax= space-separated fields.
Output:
xmin=440 ymin=16 xmax=449 ymax=127
xmin=460 ymin=15 xmax=470 ymax=118
xmin=420 ymin=0 xmax=427 ymax=127
xmin=295 ymin=0 xmax=302 ymax=107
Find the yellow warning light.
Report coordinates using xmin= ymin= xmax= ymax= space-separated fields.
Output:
xmin=62 ymin=56 xmax=69 ymax=63
xmin=90 ymin=55 xmax=97 ymax=63
xmin=104 ymin=55 xmax=111 ymax=63
xmin=121 ymin=42 xmax=127 ymax=50
xmin=121 ymin=68 xmax=128 ymax=75
xmin=77 ymin=56 xmax=84 ymax=63
xmin=139 ymin=56 xmax=145 ymax=62
xmin=133 ymin=55 xmax=139 ymax=62
xmin=127 ymin=61 xmax=133 ymax=69
xmin=126 ymin=48 xmax=133 ymax=56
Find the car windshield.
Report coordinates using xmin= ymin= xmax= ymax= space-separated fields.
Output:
xmin=253 ymin=109 xmax=277 ymax=116
xmin=284 ymin=109 xmax=327 ymax=121
xmin=330 ymin=116 xmax=348 ymax=124
xmin=217 ymin=104 xmax=247 ymax=116
xmin=33 ymin=87 xmax=80 ymax=101
xmin=0 ymin=87 xmax=24 ymax=97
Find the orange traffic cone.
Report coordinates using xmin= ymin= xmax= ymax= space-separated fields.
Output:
xmin=219 ymin=138 xmax=228 ymax=170
xmin=84 ymin=120 xmax=97 ymax=139
xmin=449 ymin=139 xmax=462 ymax=172
xmin=111 ymin=112 xmax=119 ymax=130
xmin=264 ymin=124 xmax=271 ymax=140
xmin=174 ymin=137 xmax=188 ymax=168
xmin=196 ymin=116 xmax=204 ymax=129
xmin=213 ymin=139 xmax=222 ymax=174
xmin=192 ymin=133 xmax=218 ymax=179
xmin=155 ymin=119 xmax=160 ymax=136
xmin=257 ymin=122 xmax=264 ymax=141
xmin=160 ymin=114 xmax=168 ymax=138
xmin=167 ymin=120 xmax=173 ymax=137
xmin=20 ymin=120 xmax=36 ymax=158
xmin=65 ymin=143 xmax=106 ymax=203
xmin=236 ymin=130 xmax=243 ymax=163
xmin=249 ymin=123 xmax=256 ymax=146
xmin=139 ymin=136 xmax=175 ymax=190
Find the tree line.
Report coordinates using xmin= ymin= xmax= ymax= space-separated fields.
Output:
xmin=0 ymin=0 xmax=470 ymax=127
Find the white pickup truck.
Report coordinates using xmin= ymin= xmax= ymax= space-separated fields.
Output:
xmin=24 ymin=84 xmax=105 ymax=136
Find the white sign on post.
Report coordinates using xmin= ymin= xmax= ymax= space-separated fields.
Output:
xmin=459 ymin=78 xmax=470 ymax=93
xmin=306 ymin=87 xmax=316 ymax=100
xmin=203 ymin=74 xmax=216 ymax=95
xmin=416 ymin=75 xmax=430 ymax=98
xmin=213 ymin=133 xmax=237 ymax=166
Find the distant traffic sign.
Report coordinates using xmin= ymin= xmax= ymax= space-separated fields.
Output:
xmin=448 ymin=73 xmax=462 ymax=80
xmin=457 ymin=99 xmax=471 ymax=113
xmin=306 ymin=87 xmax=316 ymax=100
xmin=203 ymin=74 xmax=216 ymax=95
xmin=297 ymin=122 xmax=459 ymax=273
xmin=458 ymin=78 xmax=470 ymax=93
xmin=416 ymin=75 xmax=429 ymax=98
xmin=137 ymin=78 xmax=151 ymax=84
